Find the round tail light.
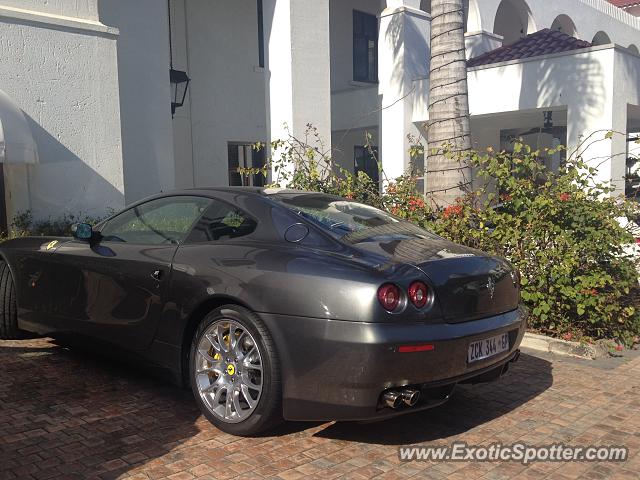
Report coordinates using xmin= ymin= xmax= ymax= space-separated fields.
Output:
xmin=378 ymin=284 xmax=401 ymax=312
xmin=408 ymin=281 xmax=430 ymax=309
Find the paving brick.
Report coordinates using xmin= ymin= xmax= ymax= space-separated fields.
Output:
xmin=2 ymin=338 xmax=640 ymax=480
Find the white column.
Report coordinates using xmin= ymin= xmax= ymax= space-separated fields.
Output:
xmin=379 ymin=1 xmax=430 ymax=183
xmin=567 ymin=96 xmax=627 ymax=196
xmin=465 ymin=31 xmax=503 ymax=59
xmin=263 ymin=0 xmax=332 ymax=184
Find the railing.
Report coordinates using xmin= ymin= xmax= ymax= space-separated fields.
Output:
xmin=578 ymin=0 xmax=640 ymax=30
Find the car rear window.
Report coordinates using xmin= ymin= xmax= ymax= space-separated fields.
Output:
xmin=272 ymin=192 xmax=434 ymax=243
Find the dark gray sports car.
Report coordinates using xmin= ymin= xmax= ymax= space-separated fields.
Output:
xmin=0 ymin=188 xmax=526 ymax=435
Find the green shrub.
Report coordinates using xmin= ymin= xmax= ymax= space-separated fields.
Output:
xmin=428 ymin=143 xmax=639 ymax=345
xmin=10 ymin=210 xmax=108 ymax=237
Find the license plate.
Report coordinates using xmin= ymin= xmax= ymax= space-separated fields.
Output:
xmin=468 ymin=333 xmax=509 ymax=363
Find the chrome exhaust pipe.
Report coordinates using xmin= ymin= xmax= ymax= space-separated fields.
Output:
xmin=401 ymin=389 xmax=420 ymax=407
xmin=382 ymin=391 xmax=403 ymax=409
xmin=512 ymin=349 xmax=521 ymax=363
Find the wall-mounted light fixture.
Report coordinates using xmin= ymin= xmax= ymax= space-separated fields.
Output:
xmin=168 ymin=0 xmax=190 ymax=117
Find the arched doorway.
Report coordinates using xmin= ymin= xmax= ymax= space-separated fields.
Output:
xmin=493 ymin=0 xmax=535 ymax=45
xmin=551 ymin=14 xmax=577 ymax=37
xmin=592 ymin=31 xmax=611 ymax=46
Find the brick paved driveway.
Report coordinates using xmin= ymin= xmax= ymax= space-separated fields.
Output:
xmin=1 ymin=338 xmax=639 ymax=480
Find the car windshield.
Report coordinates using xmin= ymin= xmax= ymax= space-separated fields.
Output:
xmin=272 ymin=192 xmax=436 ymax=243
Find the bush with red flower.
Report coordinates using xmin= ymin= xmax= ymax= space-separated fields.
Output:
xmin=428 ymin=142 xmax=640 ymax=345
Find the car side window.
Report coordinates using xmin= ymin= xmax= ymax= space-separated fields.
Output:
xmin=186 ymin=199 xmax=257 ymax=243
xmin=100 ymin=196 xmax=211 ymax=245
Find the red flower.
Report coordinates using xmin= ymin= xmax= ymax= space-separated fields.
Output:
xmin=559 ymin=192 xmax=571 ymax=202
xmin=407 ymin=196 xmax=426 ymax=212
xmin=563 ymin=332 xmax=573 ymax=341
xmin=443 ymin=205 xmax=463 ymax=219
xmin=615 ymin=344 xmax=623 ymax=352
xmin=580 ymin=289 xmax=598 ymax=296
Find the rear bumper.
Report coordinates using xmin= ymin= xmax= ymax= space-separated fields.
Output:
xmin=260 ymin=306 xmax=527 ymax=421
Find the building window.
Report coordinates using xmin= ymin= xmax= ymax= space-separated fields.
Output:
xmin=257 ymin=0 xmax=265 ymax=68
xmin=353 ymin=11 xmax=378 ymax=83
xmin=410 ymin=146 xmax=425 ymax=195
xmin=228 ymin=143 xmax=267 ymax=187
xmin=354 ymin=145 xmax=380 ymax=186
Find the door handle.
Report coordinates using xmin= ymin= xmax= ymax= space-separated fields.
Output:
xmin=151 ymin=270 xmax=164 ymax=281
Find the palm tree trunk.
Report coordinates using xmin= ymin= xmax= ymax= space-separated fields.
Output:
xmin=426 ymin=0 xmax=472 ymax=207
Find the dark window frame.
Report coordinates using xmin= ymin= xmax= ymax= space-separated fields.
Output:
xmin=353 ymin=10 xmax=378 ymax=83
xmin=228 ymin=142 xmax=267 ymax=187
xmin=257 ymin=0 xmax=265 ymax=68
xmin=354 ymin=145 xmax=380 ymax=187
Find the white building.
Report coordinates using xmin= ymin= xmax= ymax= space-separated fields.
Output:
xmin=0 ymin=0 xmax=639 ymax=228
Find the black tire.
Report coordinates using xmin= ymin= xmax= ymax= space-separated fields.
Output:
xmin=0 ymin=261 xmax=20 ymax=340
xmin=189 ymin=304 xmax=283 ymax=436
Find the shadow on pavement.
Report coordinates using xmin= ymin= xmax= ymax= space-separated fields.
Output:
xmin=0 ymin=340 xmax=202 ymax=480
xmin=314 ymin=353 xmax=554 ymax=445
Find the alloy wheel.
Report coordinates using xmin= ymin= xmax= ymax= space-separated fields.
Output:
xmin=194 ymin=319 xmax=263 ymax=423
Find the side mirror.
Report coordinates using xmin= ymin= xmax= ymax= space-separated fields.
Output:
xmin=71 ymin=223 xmax=93 ymax=241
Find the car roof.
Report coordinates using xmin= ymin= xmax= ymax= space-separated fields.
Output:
xmin=179 ymin=186 xmax=297 ymax=194
xmin=113 ymin=187 xmax=330 ymax=214
xmin=96 ymin=187 xmax=327 ymax=227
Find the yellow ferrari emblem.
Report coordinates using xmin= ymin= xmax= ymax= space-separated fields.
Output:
xmin=226 ymin=364 xmax=236 ymax=376
xmin=46 ymin=240 xmax=59 ymax=251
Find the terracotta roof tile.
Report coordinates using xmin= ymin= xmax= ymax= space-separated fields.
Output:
xmin=608 ymin=0 xmax=640 ymax=8
xmin=467 ymin=29 xmax=592 ymax=68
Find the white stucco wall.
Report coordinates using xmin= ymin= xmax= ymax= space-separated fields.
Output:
xmin=177 ymin=0 xmax=267 ymax=188
xmin=331 ymin=127 xmax=379 ymax=173
xmin=460 ymin=45 xmax=638 ymax=194
xmin=99 ymin=0 xmax=175 ymax=204
xmin=379 ymin=2 xmax=430 ymax=181
xmin=169 ymin=0 xmax=194 ymax=190
xmin=331 ymin=85 xmax=380 ymax=132
xmin=0 ymin=3 xmax=124 ymax=221
xmin=0 ymin=0 xmax=99 ymax=21
xmin=329 ymin=0 xmax=383 ymax=174
xmin=263 ymin=0 xmax=332 ymax=186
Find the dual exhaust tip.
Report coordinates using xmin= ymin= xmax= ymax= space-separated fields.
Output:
xmin=383 ymin=389 xmax=420 ymax=409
